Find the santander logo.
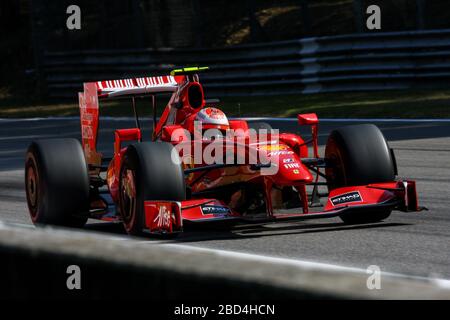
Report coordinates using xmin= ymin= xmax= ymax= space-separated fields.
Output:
xmin=153 ymin=204 xmax=172 ymax=229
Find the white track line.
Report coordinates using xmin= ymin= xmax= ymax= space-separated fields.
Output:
xmin=240 ymin=117 xmax=450 ymax=123
xmin=0 ymin=221 xmax=35 ymax=230
xmin=1 ymin=117 xmax=450 ymax=123
xmin=162 ymin=243 xmax=450 ymax=289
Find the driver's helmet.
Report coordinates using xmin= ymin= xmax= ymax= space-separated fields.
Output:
xmin=196 ymin=107 xmax=229 ymax=130
xmin=194 ymin=107 xmax=229 ymax=139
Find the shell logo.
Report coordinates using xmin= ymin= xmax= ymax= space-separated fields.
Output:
xmin=258 ymin=144 xmax=288 ymax=151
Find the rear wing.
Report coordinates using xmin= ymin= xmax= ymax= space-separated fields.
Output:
xmin=78 ymin=75 xmax=185 ymax=166
xmin=96 ymin=75 xmax=184 ymax=98
xmin=78 ymin=67 xmax=208 ymax=166
xmin=91 ymin=66 xmax=209 ymax=99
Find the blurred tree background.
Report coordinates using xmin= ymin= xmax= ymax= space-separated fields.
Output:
xmin=1 ymin=0 xmax=449 ymax=101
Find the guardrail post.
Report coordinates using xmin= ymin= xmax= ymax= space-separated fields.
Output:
xmin=29 ymin=0 xmax=46 ymax=99
xmin=246 ymin=0 xmax=265 ymax=42
xmin=416 ymin=0 xmax=426 ymax=30
xmin=353 ymin=0 xmax=364 ymax=33
xmin=192 ymin=0 xmax=204 ymax=47
xmin=300 ymin=0 xmax=311 ymax=34
xmin=131 ymin=0 xmax=146 ymax=47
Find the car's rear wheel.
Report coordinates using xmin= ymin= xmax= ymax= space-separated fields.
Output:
xmin=325 ymin=124 xmax=396 ymax=224
xmin=247 ymin=122 xmax=273 ymax=132
xmin=25 ymin=139 xmax=89 ymax=227
xmin=119 ymin=142 xmax=186 ymax=236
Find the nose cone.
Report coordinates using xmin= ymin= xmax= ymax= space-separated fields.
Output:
xmin=261 ymin=145 xmax=313 ymax=185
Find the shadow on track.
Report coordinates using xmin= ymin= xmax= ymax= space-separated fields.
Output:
xmin=83 ymin=220 xmax=410 ymax=243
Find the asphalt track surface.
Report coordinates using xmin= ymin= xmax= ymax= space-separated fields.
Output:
xmin=0 ymin=117 xmax=449 ymax=279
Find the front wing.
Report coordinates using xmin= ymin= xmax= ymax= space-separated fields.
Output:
xmin=142 ymin=180 xmax=422 ymax=235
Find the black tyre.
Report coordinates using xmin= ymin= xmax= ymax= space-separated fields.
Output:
xmin=25 ymin=139 xmax=89 ymax=227
xmin=247 ymin=122 xmax=273 ymax=132
xmin=119 ymin=142 xmax=186 ymax=235
xmin=325 ymin=124 xmax=395 ymax=224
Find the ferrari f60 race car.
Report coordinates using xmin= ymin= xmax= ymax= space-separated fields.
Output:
xmin=25 ymin=67 xmax=422 ymax=236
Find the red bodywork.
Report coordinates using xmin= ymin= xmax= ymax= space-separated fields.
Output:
xmin=78 ymin=72 xmax=422 ymax=235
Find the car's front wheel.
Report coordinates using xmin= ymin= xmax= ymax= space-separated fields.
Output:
xmin=118 ymin=142 xmax=186 ymax=236
xmin=325 ymin=124 xmax=396 ymax=224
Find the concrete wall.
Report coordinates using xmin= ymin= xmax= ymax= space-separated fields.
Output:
xmin=1 ymin=222 xmax=449 ymax=300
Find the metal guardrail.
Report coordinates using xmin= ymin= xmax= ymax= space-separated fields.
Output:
xmin=43 ymin=29 xmax=450 ymax=98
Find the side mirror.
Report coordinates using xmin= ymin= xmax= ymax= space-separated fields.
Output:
xmin=297 ymin=113 xmax=319 ymax=125
xmin=297 ymin=113 xmax=319 ymax=158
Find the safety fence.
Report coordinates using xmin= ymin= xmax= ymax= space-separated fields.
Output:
xmin=42 ymin=29 xmax=450 ymax=98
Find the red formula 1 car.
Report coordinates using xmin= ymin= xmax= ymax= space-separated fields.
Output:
xmin=25 ymin=67 xmax=422 ymax=236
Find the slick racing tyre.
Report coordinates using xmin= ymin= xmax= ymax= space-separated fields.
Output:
xmin=119 ymin=142 xmax=186 ymax=236
xmin=247 ymin=122 xmax=273 ymax=132
xmin=25 ymin=139 xmax=89 ymax=227
xmin=325 ymin=124 xmax=396 ymax=224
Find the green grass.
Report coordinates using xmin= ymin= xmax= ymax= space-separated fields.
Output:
xmin=221 ymin=90 xmax=450 ymax=118
xmin=1 ymin=89 xmax=450 ymax=118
